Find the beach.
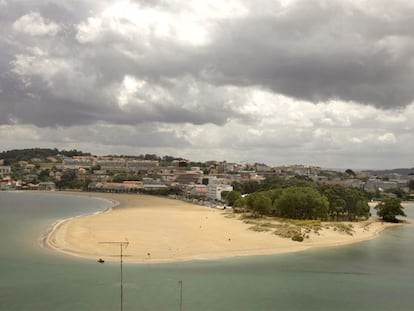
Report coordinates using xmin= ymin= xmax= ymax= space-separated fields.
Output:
xmin=46 ymin=192 xmax=396 ymax=263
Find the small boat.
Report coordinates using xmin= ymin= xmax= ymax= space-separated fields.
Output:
xmin=98 ymin=258 xmax=105 ymax=263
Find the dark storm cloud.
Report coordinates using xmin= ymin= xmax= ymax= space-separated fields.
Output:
xmin=1 ymin=0 xmax=414 ymax=130
xmin=0 ymin=1 xmax=243 ymax=127
xmin=207 ymin=1 xmax=414 ymax=108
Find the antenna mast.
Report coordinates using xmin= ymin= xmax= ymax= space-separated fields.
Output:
xmin=99 ymin=239 xmax=129 ymax=311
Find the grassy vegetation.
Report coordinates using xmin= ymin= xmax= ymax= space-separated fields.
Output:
xmin=239 ymin=212 xmax=355 ymax=240
xmin=286 ymin=219 xmax=321 ymax=226
xmin=329 ymin=223 xmax=354 ymax=236
xmin=272 ymin=224 xmax=302 ymax=239
xmin=249 ymin=225 xmax=272 ymax=232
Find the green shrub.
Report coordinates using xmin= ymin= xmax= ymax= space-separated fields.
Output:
xmin=292 ymin=235 xmax=304 ymax=242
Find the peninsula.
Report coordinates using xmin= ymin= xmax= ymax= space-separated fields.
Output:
xmin=46 ymin=192 xmax=395 ymax=263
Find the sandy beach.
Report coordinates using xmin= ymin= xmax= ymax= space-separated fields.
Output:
xmin=46 ymin=192 xmax=396 ymax=263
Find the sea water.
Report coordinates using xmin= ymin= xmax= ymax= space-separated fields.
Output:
xmin=0 ymin=191 xmax=413 ymax=310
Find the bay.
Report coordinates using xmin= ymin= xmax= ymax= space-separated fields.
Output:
xmin=0 ymin=191 xmax=413 ymax=310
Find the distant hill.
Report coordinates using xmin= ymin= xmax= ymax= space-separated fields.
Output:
xmin=363 ymin=168 xmax=414 ymax=176
xmin=0 ymin=148 xmax=90 ymax=165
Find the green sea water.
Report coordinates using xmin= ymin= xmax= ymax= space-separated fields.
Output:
xmin=0 ymin=191 xmax=413 ymax=310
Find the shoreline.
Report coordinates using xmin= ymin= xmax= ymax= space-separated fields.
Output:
xmin=42 ymin=198 xmax=117 ymax=258
xmin=44 ymin=191 xmax=400 ymax=264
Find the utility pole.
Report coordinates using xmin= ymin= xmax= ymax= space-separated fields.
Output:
xmin=178 ymin=280 xmax=183 ymax=311
xmin=99 ymin=239 xmax=129 ymax=311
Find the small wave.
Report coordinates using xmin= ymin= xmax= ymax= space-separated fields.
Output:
xmin=39 ymin=196 xmax=118 ymax=251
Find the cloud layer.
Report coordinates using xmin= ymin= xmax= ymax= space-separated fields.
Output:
xmin=1 ymin=0 xmax=414 ymax=168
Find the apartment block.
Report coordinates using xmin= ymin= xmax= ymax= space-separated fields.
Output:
xmin=0 ymin=166 xmax=11 ymax=177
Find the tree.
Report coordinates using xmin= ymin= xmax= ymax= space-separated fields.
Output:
xmin=38 ymin=169 xmax=52 ymax=182
xmin=82 ymin=178 xmax=92 ymax=191
xmin=56 ymin=170 xmax=77 ymax=189
xmin=274 ymin=187 xmax=329 ymax=220
xmin=246 ymin=193 xmax=272 ymax=216
xmin=375 ymin=198 xmax=406 ymax=223
xmin=319 ymin=185 xmax=370 ymax=221
xmin=243 ymin=181 xmax=261 ymax=194
xmin=221 ymin=190 xmax=242 ymax=207
xmin=144 ymin=154 xmax=160 ymax=161
xmin=231 ymin=181 xmax=244 ymax=193
xmin=345 ymin=169 xmax=356 ymax=177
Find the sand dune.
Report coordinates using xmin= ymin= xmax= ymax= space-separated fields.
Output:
xmin=46 ymin=192 xmax=395 ymax=263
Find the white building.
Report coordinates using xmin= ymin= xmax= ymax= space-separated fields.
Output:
xmin=126 ymin=160 xmax=159 ymax=170
xmin=207 ymin=178 xmax=233 ymax=201
xmin=62 ymin=157 xmax=93 ymax=168
xmin=39 ymin=182 xmax=56 ymax=191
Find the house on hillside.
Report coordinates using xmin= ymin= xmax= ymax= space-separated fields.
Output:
xmin=0 ymin=166 xmax=11 ymax=177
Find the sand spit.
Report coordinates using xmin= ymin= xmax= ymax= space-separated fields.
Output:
xmin=45 ymin=192 xmax=397 ymax=263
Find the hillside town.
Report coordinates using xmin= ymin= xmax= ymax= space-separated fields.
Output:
xmin=1 ymin=149 xmax=414 ymax=204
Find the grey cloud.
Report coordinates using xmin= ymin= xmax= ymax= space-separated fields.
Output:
xmin=236 ymin=129 xmax=312 ymax=150
xmin=59 ymin=123 xmax=190 ymax=148
xmin=206 ymin=1 xmax=414 ymax=108
xmin=2 ymin=0 xmax=414 ymax=131
xmin=12 ymin=12 xmax=61 ymax=36
xmin=0 ymin=122 xmax=190 ymax=156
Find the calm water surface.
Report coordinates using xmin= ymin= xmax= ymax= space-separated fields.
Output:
xmin=0 ymin=191 xmax=413 ymax=310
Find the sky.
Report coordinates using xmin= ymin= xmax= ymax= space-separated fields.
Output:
xmin=1 ymin=0 xmax=414 ymax=169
